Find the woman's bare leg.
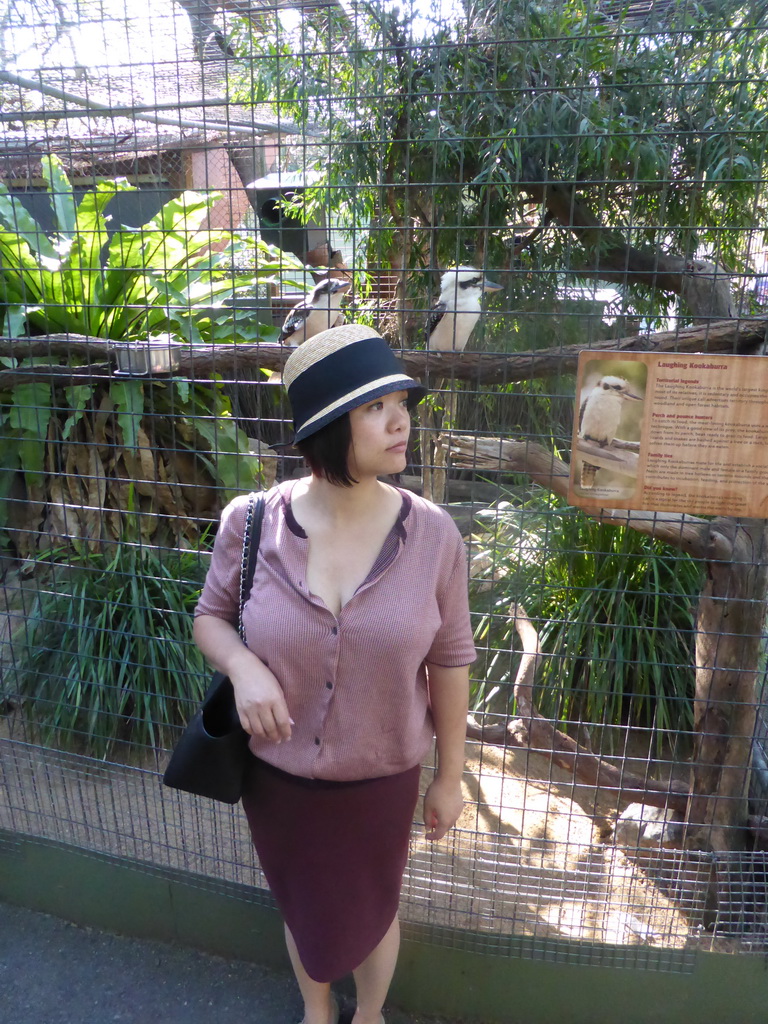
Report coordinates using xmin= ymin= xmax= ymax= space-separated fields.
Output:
xmin=351 ymin=915 xmax=400 ymax=1024
xmin=284 ymin=924 xmax=337 ymax=1024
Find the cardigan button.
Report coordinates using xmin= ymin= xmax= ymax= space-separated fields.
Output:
xmin=314 ymin=736 xmax=321 ymax=745
xmin=331 ymin=626 xmax=338 ymax=635
xmin=326 ymin=681 xmax=333 ymax=689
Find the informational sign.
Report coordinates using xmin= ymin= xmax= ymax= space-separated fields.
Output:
xmin=568 ymin=351 xmax=768 ymax=516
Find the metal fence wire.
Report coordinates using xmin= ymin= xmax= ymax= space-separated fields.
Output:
xmin=2 ymin=0 xmax=768 ymax=969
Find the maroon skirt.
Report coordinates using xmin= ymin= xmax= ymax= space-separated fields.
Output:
xmin=241 ymin=755 xmax=420 ymax=983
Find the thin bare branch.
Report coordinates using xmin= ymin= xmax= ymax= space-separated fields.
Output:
xmin=440 ymin=432 xmax=715 ymax=557
xmin=466 ymin=604 xmax=690 ymax=812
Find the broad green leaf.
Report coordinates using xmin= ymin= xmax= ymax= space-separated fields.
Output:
xmin=148 ymin=191 xmax=220 ymax=237
xmin=170 ymin=315 xmax=203 ymax=344
xmin=41 ymin=155 xmax=77 ymax=239
xmin=185 ymin=277 xmax=253 ymax=304
xmin=0 ymin=457 xmax=19 ymax=495
xmin=2 ymin=305 xmax=27 ymax=338
xmin=110 ymin=380 xmax=144 ymax=451
xmin=15 ymin=434 xmax=47 ymax=486
xmin=62 ymin=385 xmax=92 ymax=440
xmin=8 ymin=383 xmax=52 ymax=492
xmin=70 ymin=182 xmax=133 ymax=319
xmin=193 ymin=411 xmax=232 ymax=456
xmin=0 ymin=230 xmax=47 ymax=303
xmin=193 ymin=411 xmax=258 ymax=494
xmin=105 ymin=225 xmax=150 ymax=272
xmin=137 ymin=193 xmax=220 ymax=273
xmin=0 ymin=186 xmax=57 ymax=259
xmin=9 ymin=382 xmax=52 ymax=434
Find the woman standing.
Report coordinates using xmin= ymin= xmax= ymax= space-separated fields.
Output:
xmin=193 ymin=324 xmax=475 ymax=1024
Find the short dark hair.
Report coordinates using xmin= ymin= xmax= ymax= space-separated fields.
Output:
xmin=295 ymin=412 xmax=357 ymax=487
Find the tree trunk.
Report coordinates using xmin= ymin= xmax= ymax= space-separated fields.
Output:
xmin=4 ymin=316 xmax=764 ymax=389
xmin=685 ymin=519 xmax=768 ymax=851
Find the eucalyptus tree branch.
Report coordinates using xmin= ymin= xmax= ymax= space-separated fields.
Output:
xmin=525 ymin=181 xmax=735 ymax=318
xmin=2 ymin=314 xmax=764 ymax=386
xmin=512 ymin=210 xmax=554 ymax=255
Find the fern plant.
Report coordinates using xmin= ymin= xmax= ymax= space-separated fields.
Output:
xmin=0 ymin=155 xmax=304 ymax=552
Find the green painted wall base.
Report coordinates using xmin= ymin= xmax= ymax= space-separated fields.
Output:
xmin=2 ymin=829 xmax=767 ymax=1023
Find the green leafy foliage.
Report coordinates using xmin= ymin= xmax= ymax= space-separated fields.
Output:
xmin=470 ymin=493 xmax=702 ymax=747
xmin=5 ymin=545 xmax=210 ymax=759
xmin=232 ymin=0 xmax=768 ymax=325
xmin=0 ymin=156 xmax=300 ymax=341
xmin=0 ymin=157 xmax=300 ymax=552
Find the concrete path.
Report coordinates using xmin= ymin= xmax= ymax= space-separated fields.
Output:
xmin=0 ymin=902 xmax=458 ymax=1024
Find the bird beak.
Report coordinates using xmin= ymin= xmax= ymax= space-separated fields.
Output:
xmin=622 ymin=390 xmax=643 ymax=401
xmin=482 ymin=278 xmax=503 ymax=292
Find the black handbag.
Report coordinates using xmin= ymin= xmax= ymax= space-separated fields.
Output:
xmin=163 ymin=493 xmax=265 ymax=803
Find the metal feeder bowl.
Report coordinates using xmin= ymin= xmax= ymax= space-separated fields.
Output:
xmin=113 ymin=337 xmax=183 ymax=376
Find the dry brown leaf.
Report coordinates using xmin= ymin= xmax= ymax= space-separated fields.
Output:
xmin=120 ymin=449 xmax=139 ymax=487
xmin=174 ymin=419 xmax=195 ymax=444
xmin=84 ymin=446 xmax=107 ymax=546
xmin=93 ymin=392 xmax=114 ymax=448
xmin=135 ymin=428 xmax=157 ymax=497
xmin=104 ymin=509 xmax=122 ymax=540
xmin=65 ymin=442 xmax=79 ymax=484
xmin=47 ymin=477 xmax=81 ymax=543
xmin=171 ymin=450 xmax=217 ymax=516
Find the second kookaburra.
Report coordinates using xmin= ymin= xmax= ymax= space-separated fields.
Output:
xmin=578 ymin=375 xmax=643 ymax=488
xmin=279 ymin=277 xmax=351 ymax=347
xmin=426 ymin=266 xmax=502 ymax=351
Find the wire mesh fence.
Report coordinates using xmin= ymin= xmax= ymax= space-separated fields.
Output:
xmin=2 ymin=0 xmax=768 ymax=971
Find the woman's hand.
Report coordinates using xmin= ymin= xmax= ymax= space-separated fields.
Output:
xmin=193 ymin=614 xmax=292 ymax=744
xmin=423 ymin=775 xmax=464 ymax=841
xmin=230 ymin=655 xmax=293 ymax=743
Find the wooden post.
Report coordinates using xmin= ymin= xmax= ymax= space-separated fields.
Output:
xmin=685 ymin=519 xmax=768 ymax=851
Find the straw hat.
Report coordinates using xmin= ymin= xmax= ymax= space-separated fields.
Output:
xmin=283 ymin=324 xmax=426 ymax=443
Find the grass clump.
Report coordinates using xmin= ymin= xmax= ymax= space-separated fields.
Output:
xmin=5 ymin=543 xmax=209 ymax=760
xmin=470 ymin=493 xmax=702 ymax=747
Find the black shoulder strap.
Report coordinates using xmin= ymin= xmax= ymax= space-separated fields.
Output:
xmin=237 ymin=493 xmax=265 ymax=642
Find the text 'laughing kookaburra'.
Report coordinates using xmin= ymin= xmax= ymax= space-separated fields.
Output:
xmin=426 ymin=266 xmax=502 ymax=351
xmin=279 ymin=277 xmax=351 ymax=346
xmin=578 ymin=375 xmax=643 ymax=488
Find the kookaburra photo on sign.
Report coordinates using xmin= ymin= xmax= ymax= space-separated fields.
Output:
xmin=569 ymin=351 xmax=768 ymax=516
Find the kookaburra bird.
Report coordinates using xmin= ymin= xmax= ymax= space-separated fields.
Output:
xmin=578 ymin=375 xmax=643 ymax=488
xmin=279 ymin=277 xmax=351 ymax=347
xmin=426 ymin=266 xmax=502 ymax=351
xmin=419 ymin=267 xmax=501 ymax=504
